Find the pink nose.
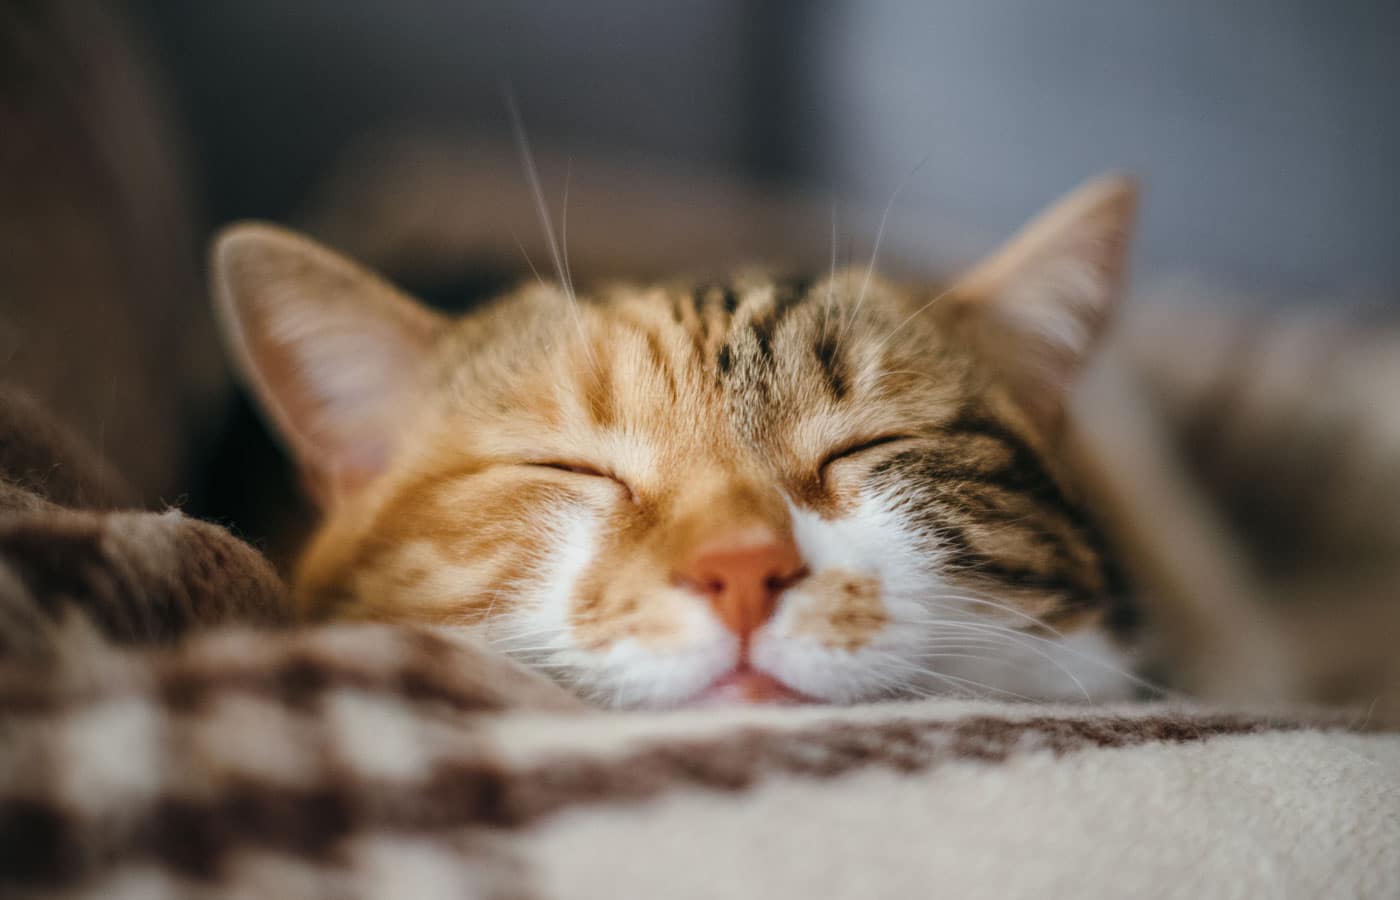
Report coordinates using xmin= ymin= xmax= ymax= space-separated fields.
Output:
xmin=676 ymin=533 xmax=807 ymax=637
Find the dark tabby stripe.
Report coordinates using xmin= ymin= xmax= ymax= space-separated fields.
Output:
xmin=748 ymin=277 xmax=812 ymax=361
xmin=931 ymin=521 xmax=1097 ymax=619
xmin=870 ymin=411 xmax=1124 ymax=622
xmin=690 ymin=280 xmax=738 ymax=319
xmin=813 ymin=332 xmax=850 ymax=399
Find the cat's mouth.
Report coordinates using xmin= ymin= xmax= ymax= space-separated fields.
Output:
xmin=686 ymin=667 xmax=812 ymax=707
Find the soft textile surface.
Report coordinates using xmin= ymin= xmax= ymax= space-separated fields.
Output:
xmin=2 ymin=623 xmax=1397 ymax=899
xmin=0 ymin=386 xmax=287 ymax=663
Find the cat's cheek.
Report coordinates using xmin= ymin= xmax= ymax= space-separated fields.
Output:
xmin=767 ymin=494 xmax=954 ymax=702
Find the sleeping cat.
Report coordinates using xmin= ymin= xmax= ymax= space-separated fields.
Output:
xmin=211 ymin=176 xmax=1144 ymax=708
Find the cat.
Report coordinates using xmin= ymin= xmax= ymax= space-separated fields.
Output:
xmin=211 ymin=175 xmax=1147 ymax=708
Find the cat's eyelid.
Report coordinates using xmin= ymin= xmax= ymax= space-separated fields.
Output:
xmin=818 ymin=434 xmax=913 ymax=471
xmin=525 ymin=461 xmax=639 ymax=502
xmin=528 ymin=460 xmax=609 ymax=478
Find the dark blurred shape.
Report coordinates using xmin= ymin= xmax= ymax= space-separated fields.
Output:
xmin=1070 ymin=306 xmax=1400 ymax=720
xmin=0 ymin=0 xmax=224 ymax=506
xmin=133 ymin=1 xmax=802 ymax=224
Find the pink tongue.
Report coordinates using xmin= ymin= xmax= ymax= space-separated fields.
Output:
xmin=695 ymin=670 xmax=808 ymax=705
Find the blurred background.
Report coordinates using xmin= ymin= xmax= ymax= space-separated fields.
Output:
xmin=133 ymin=0 xmax=1400 ymax=297
xmin=5 ymin=0 xmax=1398 ymax=554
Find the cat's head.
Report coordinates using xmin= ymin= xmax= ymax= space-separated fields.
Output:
xmin=212 ymin=176 xmax=1140 ymax=708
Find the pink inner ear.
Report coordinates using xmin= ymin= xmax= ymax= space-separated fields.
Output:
xmin=326 ymin=443 xmax=390 ymax=500
xmin=215 ymin=223 xmax=447 ymax=509
xmin=949 ymin=179 xmax=1137 ymax=439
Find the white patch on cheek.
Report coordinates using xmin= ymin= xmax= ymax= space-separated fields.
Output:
xmin=496 ymin=503 xmax=734 ymax=709
xmin=489 ymin=505 xmax=595 ymax=662
xmin=785 ymin=496 xmax=934 ymax=604
xmin=787 ymin=495 xmax=938 ymax=646
xmin=760 ymin=493 xmax=1141 ymax=704
xmin=539 ymin=514 xmax=597 ymax=621
xmin=755 ymin=496 xmax=940 ymax=702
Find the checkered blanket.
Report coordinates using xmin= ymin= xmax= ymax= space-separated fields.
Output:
xmin=3 ymin=621 xmax=1396 ymax=899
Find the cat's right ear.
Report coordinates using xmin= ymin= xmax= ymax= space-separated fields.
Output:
xmin=943 ymin=175 xmax=1138 ymax=445
xmin=211 ymin=223 xmax=444 ymax=505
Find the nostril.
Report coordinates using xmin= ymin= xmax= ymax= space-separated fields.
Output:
xmin=764 ymin=565 xmax=809 ymax=593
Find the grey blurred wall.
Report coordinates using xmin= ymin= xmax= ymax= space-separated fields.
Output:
xmin=137 ymin=1 xmax=764 ymax=219
xmin=139 ymin=0 xmax=1399 ymax=299
xmin=804 ymin=1 xmax=1400 ymax=296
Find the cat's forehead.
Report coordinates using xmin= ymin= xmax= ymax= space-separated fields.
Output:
xmin=441 ymin=272 xmax=968 ymax=461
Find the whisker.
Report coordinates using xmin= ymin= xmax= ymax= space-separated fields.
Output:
xmin=501 ymin=84 xmax=597 ymax=370
xmin=875 ymin=652 xmax=1038 ymax=702
xmin=912 ymin=606 xmax=1170 ymax=698
xmin=924 ymin=592 xmax=1069 ymax=637
xmin=559 ymin=155 xmax=578 ymax=306
xmin=509 ymin=228 xmax=549 ymax=291
xmin=495 ymin=644 xmax=567 ymax=657
xmin=914 ymin=637 xmax=1027 ymax=652
xmin=865 ymin=283 xmax=958 ymax=359
xmin=838 ymin=151 xmax=934 ymax=350
xmin=915 ymin=651 xmax=1040 ymax=666
xmin=821 ymin=199 xmax=839 ymax=340
xmin=901 ymin=616 xmax=1092 ymax=700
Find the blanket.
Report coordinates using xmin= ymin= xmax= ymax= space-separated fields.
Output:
xmin=2 ymin=623 xmax=1397 ymax=899
xmin=0 ymin=387 xmax=287 ymax=663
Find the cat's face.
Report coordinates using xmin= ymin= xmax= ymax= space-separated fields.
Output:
xmin=213 ymin=176 xmax=1140 ymax=708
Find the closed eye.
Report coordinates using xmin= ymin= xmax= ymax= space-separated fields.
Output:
xmin=818 ymin=435 xmax=913 ymax=475
xmin=527 ymin=461 xmax=638 ymax=501
xmin=530 ymin=461 xmax=609 ymax=478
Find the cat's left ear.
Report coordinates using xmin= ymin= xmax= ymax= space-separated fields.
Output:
xmin=211 ymin=223 xmax=446 ymax=505
xmin=947 ymin=174 xmax=1138 ymax=441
